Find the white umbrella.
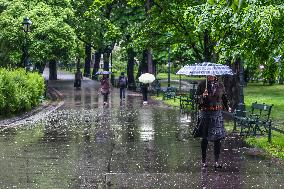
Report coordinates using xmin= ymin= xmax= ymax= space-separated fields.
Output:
xmin=138 ymin=73 xmax=155 ymax=84
xmin=176 ymin=62 xmax=234 ymax=90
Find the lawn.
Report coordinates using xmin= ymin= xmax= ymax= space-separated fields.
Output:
xmin=243 ymin=82 xmax=284 ymax=161
xmin=156 ymin=73 xmax=203 ymax=81
xmin=244 ymin=82 xmax=284 ymax=120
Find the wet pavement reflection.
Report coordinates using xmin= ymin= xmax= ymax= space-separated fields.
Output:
xmin=0 ymin=79 xmax=284 ymax=189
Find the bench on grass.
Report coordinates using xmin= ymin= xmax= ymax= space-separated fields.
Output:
xmin=179 ymin=88 xmax=197 ymax=114
xmin=233 ymin=102 xmax=273 ymax=136
xmin=150 ymin=80 xmax=161 ymax=96
xmin=162 ymin=87 xmax=177 ymax=101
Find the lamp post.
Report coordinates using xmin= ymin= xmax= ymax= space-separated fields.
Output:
xmin=274 ymin=55 xmax=282 ymax=84
xmin=238 ymin=59 xmax=245 ymax=105
xmin=22 ymin=17 xmax=32 ymax=71
xmin=237 ymin=58 xmax=246 ymax=114
xmin=110 ymin=52 xmax=114 ymax=85
xmin=234 ymin=57 xmax=246 ymax=131
xmin=167 ymin=47 xmax=171 ymax=88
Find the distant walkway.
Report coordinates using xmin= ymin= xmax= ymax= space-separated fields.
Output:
xmin=43 ymin=68 xmax=91 ymax=81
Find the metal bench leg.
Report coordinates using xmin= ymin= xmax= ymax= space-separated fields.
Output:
xmin=233 ymin=120 xmax=237 ymax=131
xmin=268 ymin=122 xmax=272 ymax=143
xmin=253 ymin=123 xmax=262 ymax=135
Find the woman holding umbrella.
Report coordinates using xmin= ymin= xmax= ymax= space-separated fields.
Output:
xmin=141 ymin=83 xmax=149 ymax=104
xmin=138 ymin=73 xmax=155 ymax=105
xmin=195 ymin=75 xmax=231 ymax=170
xmin=100 ymin=74 xmax=111 ymax=105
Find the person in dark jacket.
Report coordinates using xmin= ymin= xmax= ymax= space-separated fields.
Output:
xmin=74 ymin=69 xmax=83 ymax=88
xmin=195 ymin=75 xmax=231 ymax=169
xmin=118 ymin=72 xmax=128 ymax=100
xmin=140 ymin=83 xmax=149 ymax=104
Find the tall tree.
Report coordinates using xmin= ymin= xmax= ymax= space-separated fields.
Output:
xmin=0 ymin=0 xmax=78 ymax=81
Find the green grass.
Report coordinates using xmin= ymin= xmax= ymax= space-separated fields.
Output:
xmin=152 ymin=96 xmax=180 ymax=107
xmin=237 ymin=82 xmax=284 ymax=161
xmin=245 ymin=132 xmax=284 ymax=161
xmin=156 ymin=73 xmax=203 ymax=81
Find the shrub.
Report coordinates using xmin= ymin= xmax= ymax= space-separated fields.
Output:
xmin=0 ymin=68 xmax=45 ymax=116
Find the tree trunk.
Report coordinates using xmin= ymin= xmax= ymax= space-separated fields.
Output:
xmin=127 ymin=47 xmax=136 ymax=90
xmin=92 ymin=50 xmax=101 ymax=80
xmin=147 ymin=48 xmax=154 ymax=74
xmin=76 ymin=57 xmax=80 ymax=70
xmin=137 ymin=50 xmax=148 ymax=79
xmin=35 ymin=62 xmax=45 ymax=73
xmin=204 ymin=29 xmax=210 ymax=62
xmin=223 ymin=57 xmax=242 ymax=110
xmin=84 ymin=43 xmax=92 ymax=77
xmin=103 ymin=52 xmax=110 ymax=71
xmin=145 ymin=0 xmax=154 ymax=74
xmin=49 ymin=59 xmax=57 ymax=80
xmin=145 ymin=0 xmax=153 ymax=13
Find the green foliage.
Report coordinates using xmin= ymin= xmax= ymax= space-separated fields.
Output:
xmin=111 ymin=47 xmax=128 ymax=74
xmin=0 ymin=0 xmax=78 ymax=68
xmin=262 ymin=60 xmax=278 ymax=85
xmin=0 ymin=0 xmax=284 ymax=83
xmin=0 ymin=68 xmax=45 ymax=116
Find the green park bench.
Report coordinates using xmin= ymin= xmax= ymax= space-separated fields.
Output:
xmin=179 ymin=88 xmax=197 ymax=115
xmin=150 ymin=79 xmax=161 ymax=96
xmin=233 ymin=102 xmax=273 ymax=136
xmin=162 ymin=87 xmax=177 ymax=101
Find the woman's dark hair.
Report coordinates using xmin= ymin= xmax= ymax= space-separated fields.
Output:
xmin=121 ymin=72 xmax=125 ymax=75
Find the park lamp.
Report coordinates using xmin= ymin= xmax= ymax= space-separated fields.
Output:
xmin=22 ymin=17 xmax=32 ymax=33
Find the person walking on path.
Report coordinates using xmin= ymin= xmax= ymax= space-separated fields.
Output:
xmin=100 ymin=74 xmax=111 ymax=105
xmin=118 ymin=72 xmax=128 ymax=101
xmin=194 ymin=75 xmax=231 ymax=170
xmin=141 ymin=83 xmax=149 ymax=104
xmin=74 ymin=69 xmax=83 ymax=88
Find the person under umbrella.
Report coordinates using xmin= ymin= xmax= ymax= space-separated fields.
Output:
xmin=74 ymin=68 xmax=83 ymax=88
xmin=100 ymin=74 xmax=111 ymax=105
xmin=140 ymin=83 xmax=149 ymax=104
xmin=138 ymin=73 xmax=155 ymax=105
xmin=195 ymin=75 xmax=231 ymax=170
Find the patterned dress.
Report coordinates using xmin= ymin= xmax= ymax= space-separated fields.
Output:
xmin=194 ymin=79 xmax=230 ymax=141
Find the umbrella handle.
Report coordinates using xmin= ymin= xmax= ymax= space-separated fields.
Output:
xmin=203 ymin=77 xmax=208 ymax=97
xmin=205 ymin=77 xmax=207 ymax=91
xmin=205 ymin=77 xmax=208 ymax=91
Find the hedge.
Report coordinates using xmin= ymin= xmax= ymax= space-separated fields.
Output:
xmin=0 ymin=68 xmax=45 ymax=115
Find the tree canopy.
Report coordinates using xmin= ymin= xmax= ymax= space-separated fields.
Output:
xmin=0 ymin=0 xmax=283 ymax=83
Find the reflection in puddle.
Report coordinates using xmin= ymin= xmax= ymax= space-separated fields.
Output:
xmin=138 ymin=108 xmax=154 ymax=142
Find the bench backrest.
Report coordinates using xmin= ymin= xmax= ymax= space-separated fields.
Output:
xmin=166 ymin=87 xmax=177 ymax=92
xmin=189 ymin=88 xmax=197 ymax=101
xmin=235 ymin=109 xmax=247 ymax=117
xmin=250 ymin=102 xmax=273 ymax=121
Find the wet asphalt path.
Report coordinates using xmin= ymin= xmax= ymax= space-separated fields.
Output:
xmin=0 ymin=72 xmax=284 ymax=189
